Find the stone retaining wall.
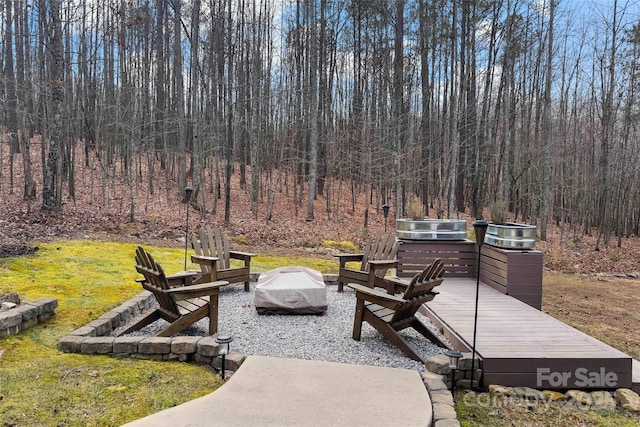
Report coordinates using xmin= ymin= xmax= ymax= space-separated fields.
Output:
xmin=57 ymin=272 xmax=339 ymax=363
xmin=56 ymin=274 xmax=348 ymax=371
xmin=0 ymin=298 xmax=58 ymax=336
xmin=57 ymin=291 xmax=242 ymax=370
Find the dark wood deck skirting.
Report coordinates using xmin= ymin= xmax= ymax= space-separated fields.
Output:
xmin=421 ymin=278 xmax=633 ymax=390
xmin=397 ymin=240 xmax=476 ymax=278
xmin=479 ymin=245 xmax=543 ymax=310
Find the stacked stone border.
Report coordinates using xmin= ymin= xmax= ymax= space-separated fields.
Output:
xmin=56 ymin=291 xmax=245 ymax=371
xmin=57 ymin=273 xmax=336 ymax=366
xmin=423 ymin=352 xmax=473 ymax=427
xmin=0 ymin=298 xmax=58 ymax=336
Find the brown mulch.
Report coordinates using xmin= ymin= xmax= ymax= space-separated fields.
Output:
xmin=0 ymin=244 xmax=38 ymax=258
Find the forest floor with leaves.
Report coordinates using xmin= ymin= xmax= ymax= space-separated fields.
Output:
xmin=1 ymin=174 xmax=639 ymax=277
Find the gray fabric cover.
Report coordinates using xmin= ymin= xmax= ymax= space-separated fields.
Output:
xmin=254 ymin=266 xmax=327 ymax=314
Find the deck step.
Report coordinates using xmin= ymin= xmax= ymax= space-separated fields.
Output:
xmin=632 ymin=359 xmax=640 ymax=394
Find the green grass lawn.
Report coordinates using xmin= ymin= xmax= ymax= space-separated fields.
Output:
xmin=0 ymin=240 xmax=336 ymax=426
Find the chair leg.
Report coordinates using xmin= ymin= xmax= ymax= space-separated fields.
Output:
xmin=208 ymin=293 xmax=219 ymax=334
xmin=352 ymin=298 xmax=365 ymax=340
xmin=376 ymin=324 xmax=425 ymax=364
xmin=157 ymin=307 xmax=207 ymax=337
xmin=411 ymin=319 xmax=448 ymax=349
xmin=117 ymin=309 xmax=162 ymax=336
xmin=364 ymin=312 xmax=426 ymax=364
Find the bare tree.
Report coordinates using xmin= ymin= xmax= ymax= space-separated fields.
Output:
xmin=42 ymin=0 xmax=65 ymax=210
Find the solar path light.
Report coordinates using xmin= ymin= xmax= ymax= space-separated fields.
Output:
xmin=216 ymin=334 xmax=233 ymax=380
xmin=445 ymin=349 xmax=463 ymax=395
xmin=382 ymin=204 xmax=390 ymax=232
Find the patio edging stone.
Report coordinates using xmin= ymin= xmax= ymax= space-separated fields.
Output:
xmin=0 ymin=298 xmax=58 ymax=336
xmin=56 ymin=291 xmax=245 ymax=370
xmin=57 ymin=273 xmax=339 ymax=365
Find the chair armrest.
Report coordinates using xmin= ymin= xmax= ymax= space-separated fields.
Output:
xmin=165 ymin=280 xmax=229 ymax=299
xmin=334 ymin=253 xmax=364 ymax=262
xmin=384 ymin=276 xmax=409 ymax=294
xmin=166 ymin=270 xmax=199 ymax=286
xmin=362 ymin=260 xmax=398 ymax=290
xmin=367 ymin=260 xmax=397 ymax=269
xmin=347 ymin=283 xmax=405 ymax=309
xmin=229 ymin=250 xmax=255 ymax=261
xmin=335 ymin=253 xmax=364 ymax=269
xmin=191 ymin=255 xmax=220 ymax=267
xmin=136 ymin=270 xmax=198 ymax=286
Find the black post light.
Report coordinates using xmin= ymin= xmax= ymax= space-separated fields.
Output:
xmin=445 ymin=349 xmax=463 ymax=395
xmin=184 ymin=187 xmax=194 ymax=270
xmin=470 ymin=220 xmax=488 ymax=390
xmin=215 ymin=334 xmax=233 ymax=380
xmin=382 ymin=204 xmax=390 ymax=233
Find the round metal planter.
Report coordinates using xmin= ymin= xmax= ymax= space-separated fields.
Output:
xmin=485 ymin=222 xmax=537 ymax=250
xmin=396 ymin=219 xmax=467 ymax=240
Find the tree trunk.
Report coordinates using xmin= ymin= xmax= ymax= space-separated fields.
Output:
xmin=42 ymin=0 xmax=65 ymax=211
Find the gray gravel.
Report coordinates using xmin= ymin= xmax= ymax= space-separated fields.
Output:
xmin=115 ymin=284 xmax=448 ymax=372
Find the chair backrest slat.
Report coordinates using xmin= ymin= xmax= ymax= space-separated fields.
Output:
xmin=202 ymin=226 xmax=217 ymax=268
xmin=361 ymin=234 xmax=398 ymax=274
xmin=135 ymin=246 xmax=179 ymax=314
xmin=191 ymin=232 xmax=206 ymax=273
xmin=360 ymin=237 xmax=375 ymax=272
xmin=194 ymin=225 xmax=231 ymax=271
xmin=210 ymin=226 xmax=231 ymax=269
xmin=403 ymin=260 xmax=444 ymax=299
xmin=391 ymin=259 xmax=445 ymax=322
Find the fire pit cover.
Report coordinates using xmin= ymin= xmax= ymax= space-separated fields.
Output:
xmin=254 ymin=266 xmax=327 ymax=314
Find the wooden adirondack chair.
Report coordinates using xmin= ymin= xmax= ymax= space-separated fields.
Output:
xmin=190 ymin=226 xmax=256 ymax=292
xmin=348 ymin=259 xmax=448 ymax=363
xmin=118 ymin=246 xmax=229 ymax=337
xmin=335 ymin=234 xmax=399 ymax=293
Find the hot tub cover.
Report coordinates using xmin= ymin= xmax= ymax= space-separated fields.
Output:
xmin=254 ymin=266 xmax=327 ymax=314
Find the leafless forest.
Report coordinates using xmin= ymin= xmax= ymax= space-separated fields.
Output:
xmin=1 ymin=0 xmax=640 ymax=250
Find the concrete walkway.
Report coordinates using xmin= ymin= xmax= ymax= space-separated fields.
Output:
xmin=123 ymin=355 xmax=432 ymax=427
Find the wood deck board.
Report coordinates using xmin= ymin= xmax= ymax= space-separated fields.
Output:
xmin=423 ymin=277 xmax=632 ymax=389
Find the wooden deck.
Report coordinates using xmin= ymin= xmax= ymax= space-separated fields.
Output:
xmin=422 ymin=278 xmax=634 ymax=390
